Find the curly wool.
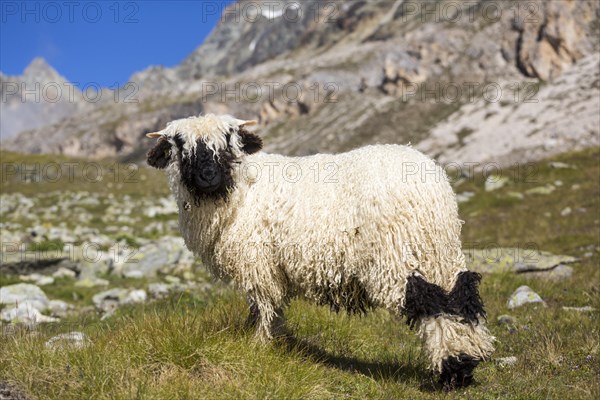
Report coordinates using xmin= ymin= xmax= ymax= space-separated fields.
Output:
xmin=171 ymin=145 xmax=462 ymax=321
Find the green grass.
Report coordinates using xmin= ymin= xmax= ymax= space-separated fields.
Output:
xmin=0 ymin=151 xmax=170 ymax=197
xmin=1 ymin=148 xmax=599 ymax=399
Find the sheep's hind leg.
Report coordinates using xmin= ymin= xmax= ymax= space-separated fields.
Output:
xmin=402 ymin=272 xmax=495 ymax=389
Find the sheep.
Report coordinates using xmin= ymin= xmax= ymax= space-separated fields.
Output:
xmin=145 ymin=113 xmax=495 ymax=388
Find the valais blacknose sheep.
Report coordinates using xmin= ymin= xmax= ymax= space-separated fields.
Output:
xmin=146 ymin=114 xmax=495 ymax=388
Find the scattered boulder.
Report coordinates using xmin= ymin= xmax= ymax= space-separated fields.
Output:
xmin=123 ymin=270 xmax=145 ymax=279
xmin=122 ymin=289 xmax=147 ymax=305
xmin=497 ymin=315 xmax=517 ymax=326
xmin=74 ymin=276 xmax=109 ymax=288
xmin=120 ymin=236 xmax=194 ymax=278
xmin=456 ymin=192 xmax=475 ymax=204
xmin=562 ymin=306 xmax=595 ymax=312
xmin=52 ymin=267 xmax=77 ymax=279
xmin=524 ymin=264 xmax=573 ymax=281
xmin=496 ymin=356 xmax=517 ymax=367
xmin=92 ymin=288 xmax=129 ymax=314
xmin=560 ymin=207 xmax=572 ymax=217
xmin=45 ymin=332 xmax=89 ymax=349
xmin=0 ymin=381 xmax=31 ymax=400
xmin=548 ymin=161 xmax=576 ymax=169
xmin=526 ymin=185 xmax=555 ymax=195
xmin=92 ymin=288 xmax=148 ymax=315
xmin=507 ymin=192 xmax=524 ymax=200
xmin=507 ymin=286 xmax=546 ymax=309
xmin=47 ymin=300 xmax=71 ymax=318
xmin=485 ymin=175 xmax=509 ymax=192
xmin=18 ymin=273 xmax=54 ymax=286
xmin=148 ymin=283 xmax=170 ymax=299
xmin=0 ymin=303 xmax=59 ymax=324
xmin=0 ymin=283 xmax=49 ymax=309
xmin=465 ymin=248 xmax=577 ymax=281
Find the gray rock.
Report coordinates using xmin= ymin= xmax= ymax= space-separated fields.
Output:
xmin=0 ymin=283 xmax=49 ymax=308
xmin=456 ymin=192 xmax=475 ymax=203
xmin=485 ymin=175 xmax=509 ymax=192
xmin=19 ymin=273 xmax=54 ymax=286
xmin=78 ymin=258 xmax=111 ymax=278
xmin=164 ymin=275 xmax=181 ymax=284
xmin=148 ymin=283 xmax=170 ymax=299
xmin=497 ymin=315 xmax=517 ymax=326
xmin=507 ymin=286 xmax=546 ymax=309
xmin=74 ymin=276 xmax=109 ymax=288
xmin=123 ymin=270 xmax=145 ymax=279
xmin=560 ymin=207 xmax=572 ymax=216
xmin=496 ymin=356 xmax=517 ymax=367
xmin=92 ymin=288 xmax=129 ymax=313
xmin=45 ymin=332 xmax=88 ymax=349
xmin=465 ymin=248 xmax=578 ymax=276
xmin=122 ymin=237 xmax=191 ymax=278
xmin=506 ymin=192 xmax=524 ymax=200
xmin=524 ymin=264 xmax=573 ymax=281
xmin=52 ymin=267 xmax=77 ymax=279
xmin=47 ymin=300 xmax=71 ymax=318
xmin=0 ymin=302 xmax=59 ymax=324
xmin=122 ymin=289 xmax=147 ymax=305
xmin=92 ymin=288 xmax=147 ymax=313
xmin=548 ymin=162 xmax=576 ymax=169
xmin=562 ymin=306 xmax=595 ymax=312
xmin=526 ymin=185 xmax=556 ymax=195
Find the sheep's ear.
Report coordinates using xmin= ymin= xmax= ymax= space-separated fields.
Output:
xmin=239 ymin=128 xmax=263 ymax=154
xmin=239 ymin=120 xmax=258 ymax=127
xmin=147 ymin=137 xmax=172 ymax=169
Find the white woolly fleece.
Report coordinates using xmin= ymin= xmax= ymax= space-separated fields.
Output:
xmin=419 ymin=315 xmax=496 ymax=372
xmin=170 ymin=144 xmax=459 ymax=320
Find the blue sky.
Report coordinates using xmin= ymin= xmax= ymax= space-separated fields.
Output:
xmin=0 ymin=0 xmax=234 ymax=87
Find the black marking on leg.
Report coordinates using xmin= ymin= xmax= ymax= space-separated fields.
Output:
xmin=448 ymin=271 xmax=486 ymax=324
xmin=245 ymin=300 xmax=260 ymax=328
xmin=401 ymin=271 xmax=487 ymax=327
xmin=402 ymin=274 xmax=448 ymax=329
xmin=439 ymin=354 xmax=479 ymax=390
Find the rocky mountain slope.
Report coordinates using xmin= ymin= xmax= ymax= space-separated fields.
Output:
xmin=0 ymin=58 xmax=88 ymax=141
xmin=3 ymin=0 xmax=599 ymax=167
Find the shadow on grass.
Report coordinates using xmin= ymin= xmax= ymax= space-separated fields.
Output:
xmin=277 ymin=334 xmax=440 ymax=392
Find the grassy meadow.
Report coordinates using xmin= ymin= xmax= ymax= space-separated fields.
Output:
xmin=0 ymin=148 xmax=599 ymax=399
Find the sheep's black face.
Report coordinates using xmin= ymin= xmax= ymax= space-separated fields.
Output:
xmin=173 ymin=135 xmax=236 ymax=203
xmin=146 ymin=125 xmax=263 ymax=204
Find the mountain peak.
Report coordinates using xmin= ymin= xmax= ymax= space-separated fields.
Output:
xmin=23 ymin=57 xmax=62 ymax=82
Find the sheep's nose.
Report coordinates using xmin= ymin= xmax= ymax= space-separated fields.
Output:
xmin=201 ymin=167 xmax=219 ymax=184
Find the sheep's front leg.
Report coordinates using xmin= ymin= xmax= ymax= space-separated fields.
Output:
xmin=245 ymin=296 xmax=260 ymax=328
xmin=241 ymin=260 xmax=288 ymax=341
xmin=245 ymin=292 xmax=286 ymax=341
xmin=402 ymin=272 xmax=495 ymax=389
xmin=252 ymin=300 xmax=285 ymax=342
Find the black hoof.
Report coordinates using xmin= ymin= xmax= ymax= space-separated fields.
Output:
xmin=439 ymin=354 xmax=479 ymax=390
